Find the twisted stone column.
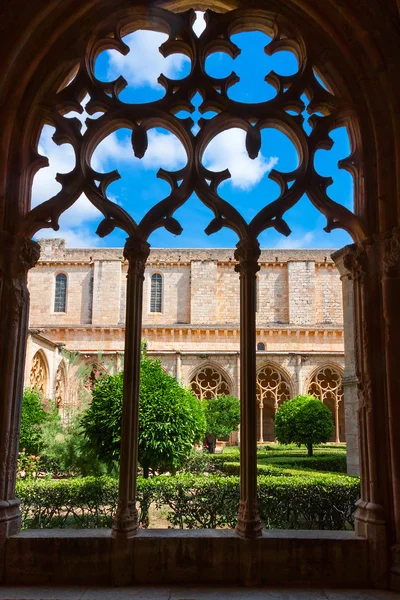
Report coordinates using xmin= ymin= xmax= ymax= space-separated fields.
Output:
xmin=112 ymin=238 xmax=150 ymax=539
xmin=0 ymin=234 xmax=40 ymax=542
xmin=234 ymin=239 xmax=262 ymax=539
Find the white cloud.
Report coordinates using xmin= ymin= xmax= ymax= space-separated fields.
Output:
xmin=277 ymin=231 xmax=314 ymax=249
xmin=35 ymin=225 xmax=101 ymax=248
xmin=92 ymin=129 xmax=187 ymax=172
xmin=107 ymin=30 xmax=188 ymax=89
xmin=193 ymin=12 xmax=206 ymax=37
xmin=203 ymin=128 xmax=279 ymax=190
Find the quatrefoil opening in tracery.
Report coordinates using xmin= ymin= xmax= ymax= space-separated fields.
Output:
xmin=25 ymin=7 xmax=365 ymax=249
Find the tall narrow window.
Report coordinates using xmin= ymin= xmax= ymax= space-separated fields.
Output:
xmin=150 ymin=273 xmax=162 ymax=313
xmin=54 ymin=273 xmax=67 ymax=312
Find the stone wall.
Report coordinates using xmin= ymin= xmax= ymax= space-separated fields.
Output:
xmin=31 ymin=239 xmax=344 ymax=329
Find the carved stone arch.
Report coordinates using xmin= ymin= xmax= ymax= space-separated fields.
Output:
xmin=256 ymin=362 xmax=294 ymax=443
xmin=306 ymin=363 xmax=345 ymax=443
xmin=84 ymin=361 xmax=109 ymax=393
xmin=29 ymin=350 xmax=49 ymax=397
xmin=55 ymin=360 xmax=70 ymax=421
xmin=189 ymin=361 xmax=232 ymax=401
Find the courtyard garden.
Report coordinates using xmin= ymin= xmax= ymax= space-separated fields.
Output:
xmin=17 ymin=354 xmax=359 ymax=532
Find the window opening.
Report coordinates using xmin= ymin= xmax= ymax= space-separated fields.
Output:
xmin=150 ymin=273 xmax=162 ymax=313
xmin=54 ymin=273 xmax=67 ymax=312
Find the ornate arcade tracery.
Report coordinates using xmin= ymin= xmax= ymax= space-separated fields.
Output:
xmin=190 ymin=364 xmax=231 ymax=400
xmin=307 ymin=365 xmax=344 ymax=443
xmin=18 ymin=5 xmax=364 ymax=541
xmin=256 ymin=364 xmax=292 ymax=442
xmin=29 ymin=351 xmax=48 ymax=396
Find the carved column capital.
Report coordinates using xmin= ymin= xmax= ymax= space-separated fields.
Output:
xmin=382 ymin=227 xmax=400 ymax=278
xmin=0 ymin=232 xmax=40 ymax=279
xmin=342 ymin=243 xmax=368 ymax=281
xmin=234 ymin=239 xmax=261 ymax=276
xmin=123 ymin=238 xmax=150 ymax=279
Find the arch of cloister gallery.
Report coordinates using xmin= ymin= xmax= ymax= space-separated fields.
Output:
xmin=0 ymin=0 xmax=399 ymax=591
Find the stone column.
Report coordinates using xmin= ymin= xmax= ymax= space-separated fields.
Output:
xmin=112 ymin=238 xmax=150 ymax=539
xmin=258 ymin=403 xmax=264 ymax=443
xmin=236 ymin=352 xmax=240 ymax=445
xmin=234 ymin=240 xmax=262 ymax=539
xmin=342 ymin=242 xmax=389 ymax=587
xmin=381 ymin=229 xmax=400 ymax=589
xmin=0 ymin=234 xmax=40 ymax=545
xmin=175 ymin=351 xmax=182 ymax=383
xmin=332 ymin=249 xmax=359 ymax=474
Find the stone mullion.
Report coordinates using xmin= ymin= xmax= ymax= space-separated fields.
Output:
xmin=381 ymin=229 xmax=400 ymax=586
xmin=0 ymin=235 xmax=40 ymax=542
xmin=234 ymin=240 xmax=262 ymax=539
xmin=345 ymin=242 xmax=389 ymax=587
xmin=112 ymin=238 xmax=150 ymax=539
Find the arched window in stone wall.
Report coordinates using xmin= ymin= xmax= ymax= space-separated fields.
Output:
xmin=190 ymin=365 xmax=231 ymax=401
xmin=307 ymin=365 xmax=345 ymax=443
xmin=150 ymin=273 xmax=162 ymax=313
xmin=55 ymin=361 xmax=71 ymax=423
xmin=54 ymin=273 xmax=67 ymax=313
xmin=84 ymin=363 xmax=108 ymax=392
xmin=29 ymin=351 xmax=48 ymax=397
xmin=256 ymin=364 xmax=292 ymax=443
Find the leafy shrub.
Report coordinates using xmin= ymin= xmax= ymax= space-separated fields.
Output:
xmin=275 ymin=395 xmax=334 ymax=456
xmin=203 ymin=395 xmax=240 ymax=453
xmin=17 ymin=472 xmax=359 ymax=531
xmin=81 ymin=356 xmax=206 ymax=476
xmin=19 ymin=388 xmax=55 ymax=454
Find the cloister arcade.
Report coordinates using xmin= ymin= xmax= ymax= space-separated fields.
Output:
xmin=0 ymin=0 xmax=399 ymax=592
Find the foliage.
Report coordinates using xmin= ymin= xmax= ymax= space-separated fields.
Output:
xmin=19 ymin=388 xmax=59 ymax=455
xmin=17 ymin=472 xmax=359 ymax=531
xmin=17 ymin=450 xmax=44 ymax=479
xmin=203 ymin=395 xmax=240 ymax=453
xmin=274 ymin=395 xmax=334 ymax=456
xmin=221 ymin=461 xmax=289 ymax=477
xmin=258 ymin=454 xmax=347 ymax=473
xmin=40 ymin=413 xmax=110 ymax=477
xmin=81 ymin=355 xmax=206 ymax=476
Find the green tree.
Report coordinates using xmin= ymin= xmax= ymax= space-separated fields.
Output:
xmin=203 ymin=395 xmax=240 ymax=453
xmin=274 ymin=394 xmax=334 ymax=456
xmin=19 ymin=388 xmax=57 ymax=454
xmin=81 ymin=355 xmax=206 ymax=476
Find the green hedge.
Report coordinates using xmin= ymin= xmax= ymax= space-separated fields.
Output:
xmin=17 ymin=473 xmax=359 ymax=531
xmin=184 ymin=451 xmax=347 ymax=474
xmin=258 ymin=454 xmax=347 ymax=473
xmin=221 ymin=461 xmax=289 ymax=477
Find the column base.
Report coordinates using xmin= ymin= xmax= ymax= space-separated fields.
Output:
xmin=0 ymin=499 xmax=21 ymax=540
xmin=355 ymin=500 xmax=388 ymax=588
xmin=235 ymin=500 xmax=263 ymax=539
xmin=390 ymin=544 xmax=400 ymax=592
xmin=111 ymin=501 xmax=139 ymax=539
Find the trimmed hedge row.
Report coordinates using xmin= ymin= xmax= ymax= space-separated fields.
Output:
xmin=17 ymin=473 xmax=359 ymax=531
xmin=258 ymin=454 xmax=347 ymax=473
xmin=184 ymin=451 xmax=347 ymax=474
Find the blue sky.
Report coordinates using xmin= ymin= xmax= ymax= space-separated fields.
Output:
xmin=32 ymin=12 xmax=353 ymax=250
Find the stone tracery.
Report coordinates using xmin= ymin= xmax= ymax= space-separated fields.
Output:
xmin=20 ymin=6 xmax=365 ymax=541
xmin=307 ymin=365 xmax=344 ymax=443
xmin=29 ymin=351 xmax=48 ymax=396
xmin=190 ymin=364 xmax=231 ymax=400
xmin=256 ymin=364 xmax=292 ymax=442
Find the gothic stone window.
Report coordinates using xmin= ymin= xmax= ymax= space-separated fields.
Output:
xmin=191 ymin=365 xmax=231 ymax=401
xmin=307 ymin=365 xmax=345 ymax=443
xmin=54 ymin=273 xmax=67 ymax=313
xmin=256 ymin=364 xmax=292 ymax=442
xmin=150 ymin=273 xmax=162 ymax=313
xmin=257 ymin=342 xmax=265 ymax=351
xmin=30 ymin=351 xmax=48 ymax=396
